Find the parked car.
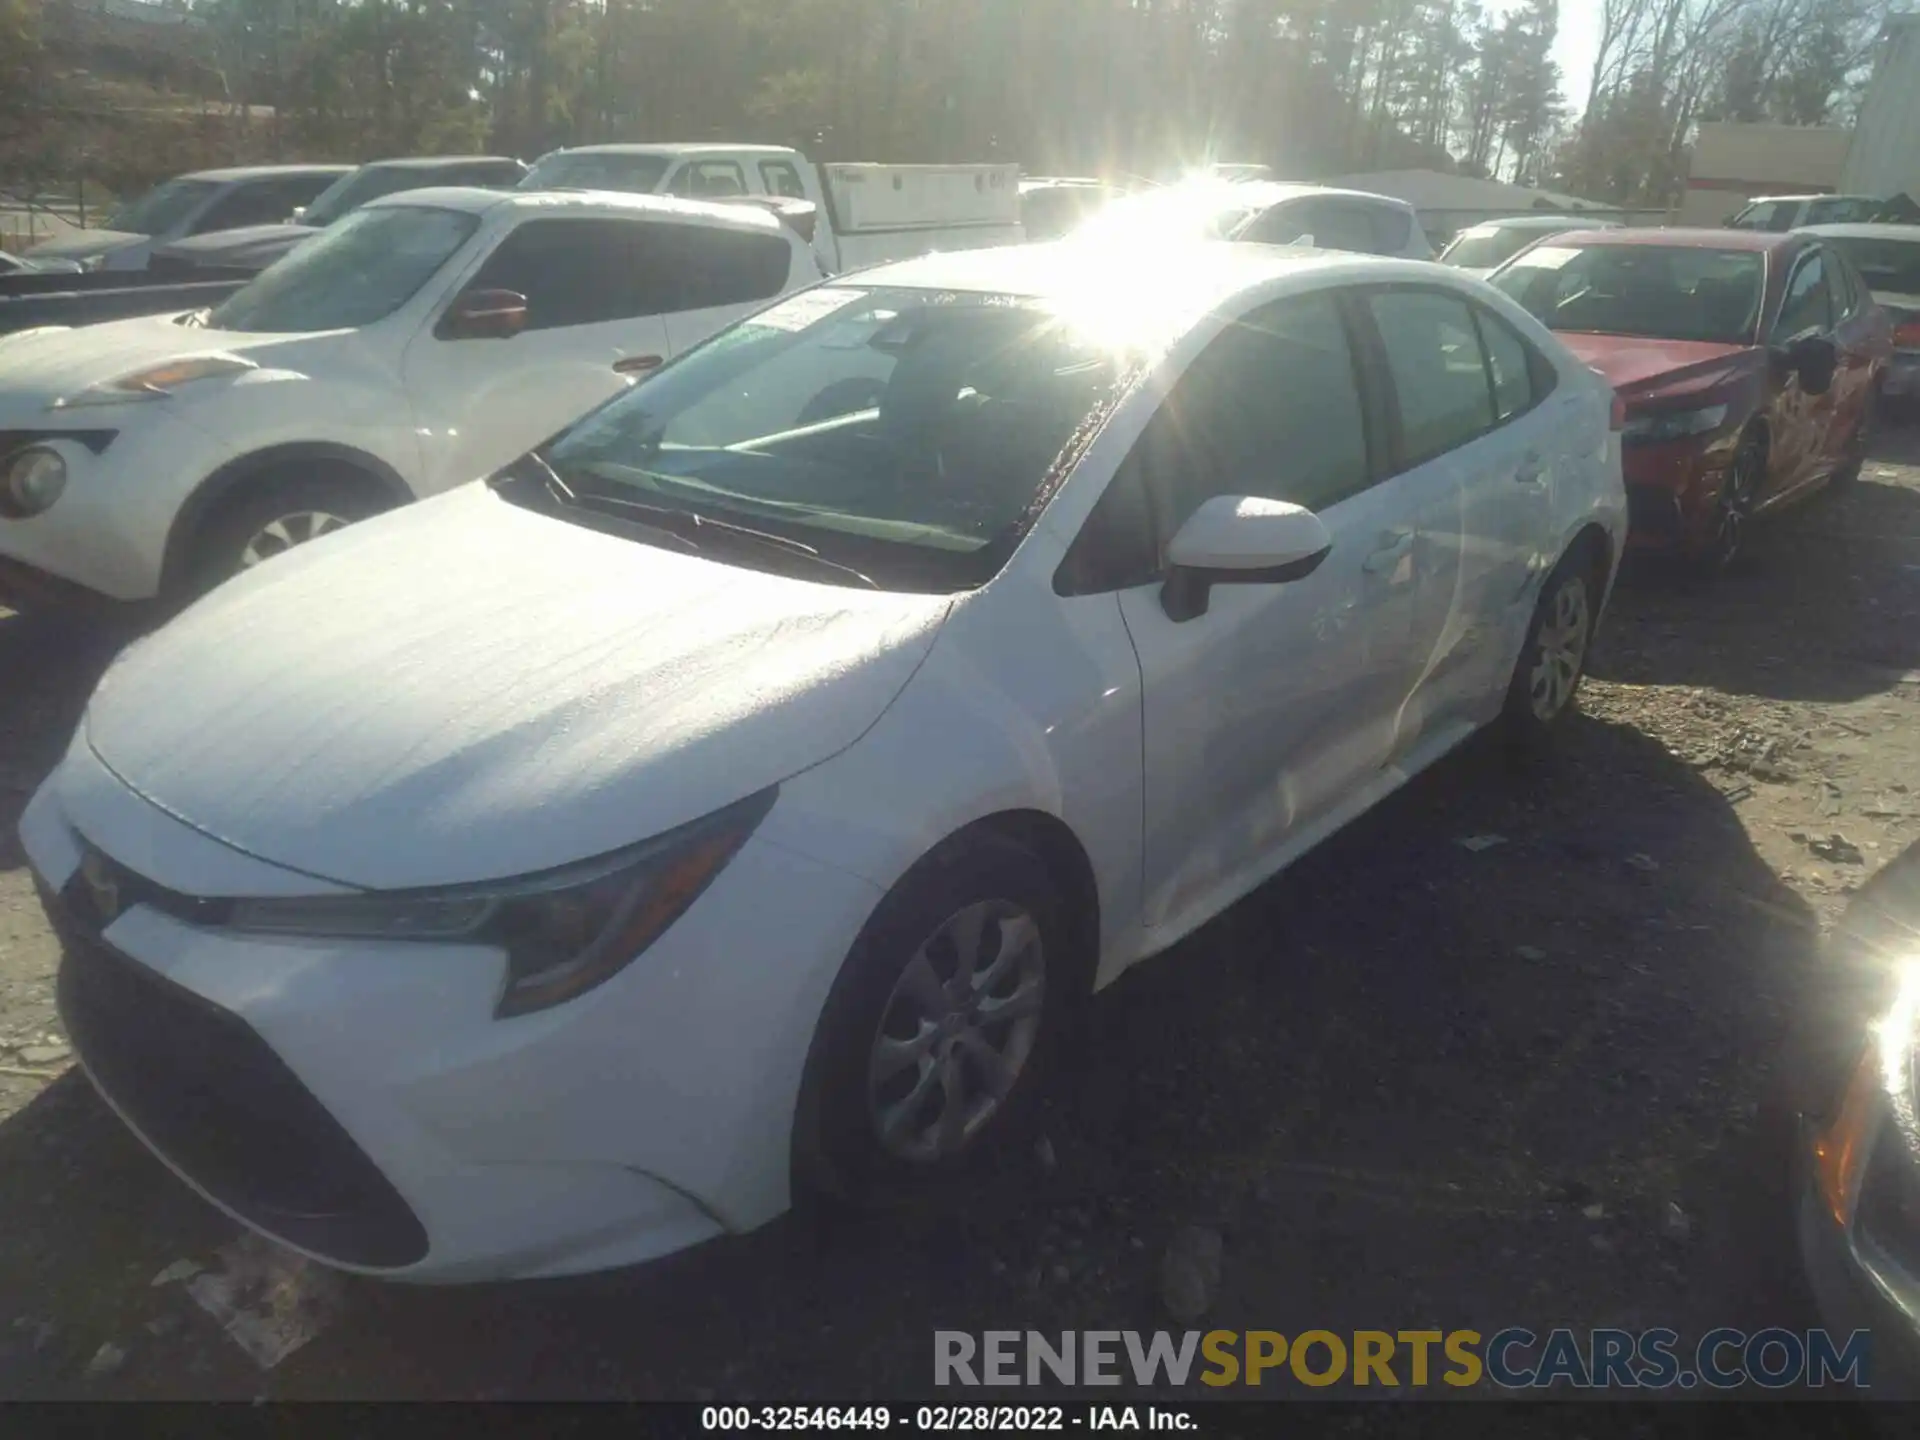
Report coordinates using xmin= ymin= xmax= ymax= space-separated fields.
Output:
xmin=1727 ymin=194 xmax=1886 ymax=233
xmin=147 ymin=155 xmax=529 ymax=276
xmin=518 ymin=143 xmax=1023 ymax=273
xmin=1798 ymin=222 xmax=1920 ymax=413
xmin=1792 ymin=834 xmax=1920 ymax=1397
xmin=1438 ymin=214 xmax=1620 ymax=277
xmin=20 ymin=165 xmax=351 ymax=273
xmin=1019 ymin=178 xmax=1124 ymax=241
xmin=22 ymin=242 xmax=1624 ymax=1282
xmin=1072 ymin=179 xmax=1434 ymax=259
xmin=0 ymin=248 xmax=82 ymax=276
xmin=1489 ymin=227 xmax=1890 ymax=573
xmin=0 ymin=188 xmax=821 ymax=611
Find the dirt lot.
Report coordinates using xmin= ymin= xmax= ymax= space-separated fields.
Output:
xmin=3 ymin=440 xmax=1920 ymax=1402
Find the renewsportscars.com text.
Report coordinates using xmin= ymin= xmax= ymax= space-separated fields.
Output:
xmin=934 ymin=1328 xmax=1872 ymax=1390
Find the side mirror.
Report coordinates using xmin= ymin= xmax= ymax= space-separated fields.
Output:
xmin=1160 ymin=495 xmax=1333 ymax=622
xmin=1778 ymin=333 xmax=1839 ymax=396
xmin=438 ymin=288 xmax=529 ymax=341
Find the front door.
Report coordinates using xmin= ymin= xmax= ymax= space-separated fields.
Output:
xmin=1108 ymin=288 xmax=1459 ymax=931
xmin=401 ymin=215 xmax=673 ymax=495
xmin=1765 ymin=246 xmax=1839 ymax=501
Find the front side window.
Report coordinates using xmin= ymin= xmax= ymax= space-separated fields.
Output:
xmin=518 ymin=151 xmax=671 ymax=195
xmin=1492 ymin=243 xmax=1766 ymax=345
xmin=461 ymin=218 xmax=651 ymax=330
xmin=104 ymin=178 xmax=221 ymax=236
xmin=530 ymin=287 xmax=1130 ymax=592
xmin=1368 ymin=289 xmax=1495 ymax=465
xmin=1773 ymin=251 xmax=1832 ymax=339
xmin=209 ymin=205 xmax=478 ymax=334
xmin=669 ymin=161 xmax=748 ymax=198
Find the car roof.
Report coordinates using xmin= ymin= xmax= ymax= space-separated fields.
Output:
xmin=1230 ymin=180 xmax=1414 ymax=212
xmin=1469 ymin=214 xmax=1613 ymax=231
xmin=363 ymin=155 xmax=522 ymax=170
xmin=364 ymin=185 xmax=791 ymax=235
xmin=181 ymin=164 xmax=355 ymax=183
xmin=1746 ymin=193 xmax=1879 ymax=206
xmin=539 ymin=143 xmax=800 ymax=159
xmin=1543 ymin=226 xmax=1796 ymax=252
xmin=1797 ymin=222 xmax=1920 ymax=241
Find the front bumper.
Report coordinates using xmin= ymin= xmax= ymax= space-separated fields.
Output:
xmin=21 ymin=746 xmax=885 ymax=1282
xmin=1796 ymin=1114 xmax=1920 ymax=1398
xmin=0 ymin=412 xmax=226 ymax=602
xmin=1620 ymin=433 xmax=1729 ymax=553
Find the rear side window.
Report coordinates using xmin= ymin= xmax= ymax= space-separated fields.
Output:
xmin=761 ymin=161 xmax=808 ymax=199
xmin=1367 ymin=289 xmax=1497 ymax=465
xmin=1367 ymin=204 xmax=1413 ymax=255
xmin=641 ymin=224 xmax=792 ymax=310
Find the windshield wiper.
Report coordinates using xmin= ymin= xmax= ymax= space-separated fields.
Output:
xmin=538 ymin=461 xmax=879 ymax=589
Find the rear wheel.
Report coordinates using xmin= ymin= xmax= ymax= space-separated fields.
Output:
xmin=185 ymin=469 xmax=391 ymax=599
xmin=1502 ymin=551 xmax=1598 ymax=752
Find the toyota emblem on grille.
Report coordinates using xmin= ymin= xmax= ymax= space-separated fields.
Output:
xmin=80 ymin=851 xmax=122 ymax=925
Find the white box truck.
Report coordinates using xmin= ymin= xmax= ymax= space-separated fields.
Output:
xmin=517 ymin=143 xmax=1024 ymax=274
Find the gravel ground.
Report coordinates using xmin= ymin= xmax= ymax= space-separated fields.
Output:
xmin=4 ymin=439 xmax=1920 ymax=1403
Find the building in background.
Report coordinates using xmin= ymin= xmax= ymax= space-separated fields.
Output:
xmin=1678 ymin=122 xmax=1853 ymax=227
xmin=1842 ymin=14 xmax=1920 ymax=201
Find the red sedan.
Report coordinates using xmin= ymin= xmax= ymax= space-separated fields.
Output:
xmin=1490 ymin=228 xmax=1889 ymax=572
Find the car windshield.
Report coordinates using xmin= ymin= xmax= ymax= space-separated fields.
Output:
xmin=1823 ymin=236 xmax=1920 ymax=299
xmin=1491 ymin=243 xmax=1766 ymax=345
xmin=1443 ymin=224 xmax=1556 ymax=270
xmin=527 ymin=286 xmax=1131 ymax=593
xmin=518 ymin=152 xmax=672 ymax=195
xmin=302 ymin=165 xmax=439 ymax=228
xmin=104 ymin=178 xmax=220 ymax=236
xmin=208 ymin=205 xmax=478 ymax=334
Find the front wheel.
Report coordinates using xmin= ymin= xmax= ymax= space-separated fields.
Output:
xmin=1502 ymin=554 xmax=1597 ymax=751
xmin=793 ymin=834 xmax=1069 ymax=1207
xmin=185 ymin=470 xmax=391 ymax=600
xmin=1690 ymin=430 xmax=1765 ymax=577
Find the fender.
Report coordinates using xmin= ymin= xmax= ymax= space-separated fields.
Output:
xmin=159 ymin=441 xmax=416 ymax=595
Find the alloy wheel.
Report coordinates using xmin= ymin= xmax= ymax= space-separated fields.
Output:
xmin=1528 ymin=574 xmax=1591 ymax=723
xmin=867 ymin=899 xmax=1046 ymax=1163
xmin=1710 ymin=442 xmax=1763 ymax=569
xmin=238 ymin=510 xmax=353 ymax=569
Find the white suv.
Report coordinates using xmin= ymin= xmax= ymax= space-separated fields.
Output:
xmin=0 ymin=189 xmax=822 ymax=609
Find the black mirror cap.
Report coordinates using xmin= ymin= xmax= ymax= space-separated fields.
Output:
xmin=1158 ymin=544 xmax=1333 ymax=623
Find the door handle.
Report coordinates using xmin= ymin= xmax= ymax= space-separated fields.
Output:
xmin=1515 ymin=451 xmax=1545 ymax=484
xmin=1363 ymin=531 xmax=1414 ymax=574
xmin=614 ymin=354 xmax=664 ymax=376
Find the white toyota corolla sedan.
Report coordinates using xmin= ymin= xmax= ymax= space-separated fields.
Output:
xmin=22 ymin=242 xmax=1626 ymax=1282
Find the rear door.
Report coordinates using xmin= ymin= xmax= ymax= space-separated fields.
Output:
xmin=400 ymin=215 xmax=673 ymax=493
xmin=1355 ymin=286 xmax=1527 ymax=746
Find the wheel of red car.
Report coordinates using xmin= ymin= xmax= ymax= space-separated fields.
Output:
xmin=1698 ymin=428 xmax=1766 ymax=576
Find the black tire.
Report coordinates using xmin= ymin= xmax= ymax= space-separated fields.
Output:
xmin=792 ymin=832 xmax=1075 ymax=1207
xmin=1689 ymin=427 xmax=1766 ymax=578
xmin=184 ymin=469 xmax=391 ymax=600
xmin=1501 ymin=549 xmax=1600 ymax=753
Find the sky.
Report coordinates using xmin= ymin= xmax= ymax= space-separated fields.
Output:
xmin=1550 ymin=0 xmax=1605 ymax=112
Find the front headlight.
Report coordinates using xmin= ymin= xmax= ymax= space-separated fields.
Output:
xmin=0 ymin=446 xmax=68 ymax=518
xmin=226 ymin=787 xmax=779 ymax=1017
xmin=1620 ymin=403 xmax=1729 ymax=444
xmin=52 ymin=353 xmax=258 ymax=410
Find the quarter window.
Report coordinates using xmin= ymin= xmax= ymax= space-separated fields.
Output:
xmin=1367 ymin=289 xmax=1496 ymax=465
xmin=1774 ymin=252 xmax=1832 ymax=339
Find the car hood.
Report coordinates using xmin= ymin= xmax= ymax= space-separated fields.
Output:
xmin=0 ymin=313 xmax=322 ymax=409
xmin=24 ymin=228 xmax=147 ymax=261
xmin=82 ymin=484 xmax=954 ymax=890
xmin=1554 ymin=333 xmax=1757 ymax=400
xmin=156 ymin=224 xmax=314 ymax=265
